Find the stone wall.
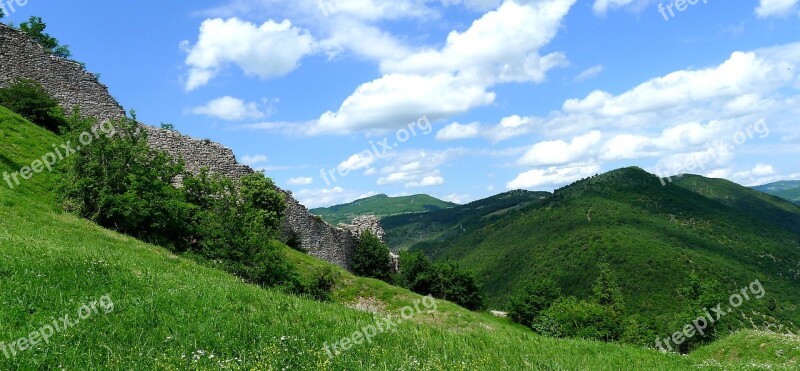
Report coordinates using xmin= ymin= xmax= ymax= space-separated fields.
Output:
xmin=0 ymin=24 xmax=385 ymax=270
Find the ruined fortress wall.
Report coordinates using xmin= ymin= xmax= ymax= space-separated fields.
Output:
xmin=0 ymin=24 xmax=383 ymax=269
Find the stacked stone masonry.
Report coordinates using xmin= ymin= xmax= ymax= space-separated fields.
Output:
xmin=0 ymin=24 xmax=385 ymax=270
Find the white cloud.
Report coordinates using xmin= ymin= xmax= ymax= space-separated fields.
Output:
xmin=518 ymin=131 xmax=602 ymax=166
xmin=575 ymin=65 xmax=604 ymax=82
xmin=190 ymin=96 xmax=266 ymax=121
xmin=484 ymin=115 xmax=538 ymax=143
xmin=407 ymin=176 xmax=445 ymax=188
xmin=592 ymin=0 xmax=654 ymax=15
xmin=755 ymin=0 xmax=799 ymax=18
xmin=182 ymin=18 xmax=316 ymax=91
xmin=287 ymin=177 xmax=314 ymax=185
xmin=294 ymin=187 xmax=375 ymax=208
xmin=377 ymin=148 xmax=464 ymax=188
xmin=436 ymin=122 xmax=481 ymax=141
xmin=241 ymin=154 xmax=269 ymax=165
xmin=443 ymin=193 xmax=471 ymax=204
xmin=507 ymin=165 xmax=601 ymax=190
xmin=309 ymin=0 xmax=575 ymax=134
xmin=337 ymin=152 xmax=377 ymax=173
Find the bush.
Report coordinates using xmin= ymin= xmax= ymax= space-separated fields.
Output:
xmin=182 ymin=170 xmax=295 ymax=288
xmin=303 ymin=266 xmax=340 ymax=302
xmin=534 ymin=297 xmax=621 ymax=341
xmin=59 ymin=113 xmax=297 ymax=289
xmin=395 ymin=251 xmax=485 ymax=311
xmin=352 ymin=231 xmax=392 ymax=281
xmin=508 ymin=279 xmax=561 ymax=328
xmin=59 ymin=113 xmax=190 ymax=248
xmin=0 ymin=78 xmax=66 ymax=132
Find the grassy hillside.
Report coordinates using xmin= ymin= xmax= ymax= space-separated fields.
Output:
xmin=0 ymin=106 xmax=717 ymax=369
xmin=5 ymin=106 xmax=800 ymax=369
xmin=382 ymin=190 xmax=550 ymax=251
xmin=310 ymin=194 xmax=457 ymax=225
xmin=407 ymin=168 xmax=800 ymax=334
xmin=754 ymin=180 xmax=800 ymax=205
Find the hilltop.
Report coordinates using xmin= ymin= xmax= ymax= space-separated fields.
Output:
xmin=310 ymin=194 xmax=457 ymax=225
xmin=404 ymin=167 xmax=800 ymax=336
xmin=382 ymin=190 xmax=550 ymax=251
xmin=754 ymin=180 xmax=800 ymax=205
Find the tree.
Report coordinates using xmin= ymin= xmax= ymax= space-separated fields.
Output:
xmin=593 ymin=262 xmax=625 ymax=315
xmin=669 ymin=272 xmax=725 ymax=353
xmin=19 ymin=16 xmax=72 ymax=58
xmin=508 ymin=279 xmax=562 ymax=328
xmin=0 ymin=78 xmax=66 ymax=132
xmin=351 ymin=231 xmax=392 ymax=281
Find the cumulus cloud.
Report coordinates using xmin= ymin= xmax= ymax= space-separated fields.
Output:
xmin=755 ymin=0 xmax=799 ymax=18
xmin=181 ymin=18 xmax=316 ymax=91
xmin=436 ymin=122 xmax=481 ymax=141
xmin=377 ymin=149 xmax=464 ymax=188
xmin=507 ymin=165 xmax=601 ymax=190
xmin=287 ymin=177 xmax=314 ymax=185
xmin=189 ymin=96 xmax=267 ymax=121
xmin=518 ymin=131 xmax=602 ymax=167
xmin=309 ymin=0 xmax=575 ymax=134
xmin=293 ymin=187 xmax=376 ymax=208
xmin=241 ymin=154 xmax=269 ymax=165
xmin=337 ymin=152 xmax=377 ymax=173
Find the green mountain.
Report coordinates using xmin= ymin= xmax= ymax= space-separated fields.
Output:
xmin=310 ymin=194 xmax=457 ymax=225
xmin=382 ymin=190 xmax=551 ymax=250
xmin=753 ymin=180 xmax=800 ymax=205
xmin=3 ymin=107 xmax=800 ymax=369
xmin=404 ymin=167 xmax=800 ymax=334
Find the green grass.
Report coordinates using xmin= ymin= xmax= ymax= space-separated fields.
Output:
xmin=0 ymin=105 xmax=796 ymax=369
xmin=310 ymin=194 xmax=457 ymax=225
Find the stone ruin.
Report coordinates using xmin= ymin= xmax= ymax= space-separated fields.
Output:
xmin=0 ymin=23 xmax=387 ymax=270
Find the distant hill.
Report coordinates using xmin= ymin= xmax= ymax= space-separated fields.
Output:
xmin=753 ymin=180 xmax=800 ymax=205
xmin=310 ymin=194 xmax=458 ymax=225
xmin=400 ymin=167 xmax=800 ymax=334
xmin=382 ymin=190 xmax=551 ymax=251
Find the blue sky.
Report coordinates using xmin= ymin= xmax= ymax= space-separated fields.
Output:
xmin=6 ymin=0 xmax=800 ymax=207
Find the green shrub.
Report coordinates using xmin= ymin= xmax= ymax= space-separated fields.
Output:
xmin=303 ymin=266 xmax=340 ymax=302
xmin=535 ymin=297 xmax=621 ymax=342
xmin=395 ymin=251 xmax=485 ymax=311
xmin=59 ymin=113 xmax=190 ymax=248
xmin=508 ymin=279 xmax=562 ymax=328
xmin=182 ymin=170 xmax=295 ymax=288
xmin=0 ymin=78 xmax=66 ymax=132
xmin=352 ymin=231 xmax=392 ymax=281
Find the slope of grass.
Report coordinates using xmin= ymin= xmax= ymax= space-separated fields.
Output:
xmin=0 ymin=105 xmax=708 ymax=369
xmin=753 ymin=180 xmax=800 ymax=205
xmin=691 ymin=331 xmax=800 ymax=369
xmin=310 ymin=194 xmax=457 ymax=225
xmin=2 ymin=106 xmax=799 ymax=369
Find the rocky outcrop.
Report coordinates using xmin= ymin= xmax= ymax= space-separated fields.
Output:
xmin=0 ymin=23 xmax=385 ymax=270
